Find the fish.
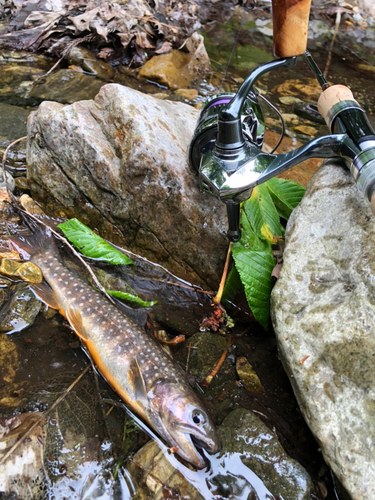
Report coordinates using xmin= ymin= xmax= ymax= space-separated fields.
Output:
xmin=9 ymin=227 xmax=218 ymax=468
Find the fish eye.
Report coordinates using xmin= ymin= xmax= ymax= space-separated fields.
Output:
xmin=192 ymin=410 xmax=206 ymax=425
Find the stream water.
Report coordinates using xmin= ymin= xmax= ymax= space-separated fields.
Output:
xmin=1 ymin=4 xmax=374 ymax=499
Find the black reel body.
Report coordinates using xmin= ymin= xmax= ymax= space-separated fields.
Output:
xmin=188 ymin=91 xmax=265 ymax=175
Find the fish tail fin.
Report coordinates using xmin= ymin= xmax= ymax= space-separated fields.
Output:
xmin=7 ymin=223 xmax=59 ymax=261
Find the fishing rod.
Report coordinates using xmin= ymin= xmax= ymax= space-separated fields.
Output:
xmin=188 ymin=0 xmax=375 ymax=241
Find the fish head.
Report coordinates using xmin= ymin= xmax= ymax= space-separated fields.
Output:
xmin=148 ymin=381 xmax=218 ymax=469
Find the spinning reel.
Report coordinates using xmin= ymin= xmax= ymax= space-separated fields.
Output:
xmin=188 ymin=2 xmax=375 ymax=241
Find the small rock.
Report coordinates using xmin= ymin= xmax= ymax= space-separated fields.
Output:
xmin=279 ymin=96 xmax=303 ymax=105
xmin=0 ymin=241 xmax=20 ymax=261
xmin=14 ymin=262 xmax=43 ymax=284
xmin=174 ymin=89 xmax=198 ymax=100
xmin=273 ymin=79 xmax=321 ymax=102
xmin=149 ymin=92 xmax=170 ymax=100
xmin=0 ymin=283 xmax=42 ymax=333
xmin=236 ymin=356 xmax=266 ymax=395
xmin=282 ymin=113 xmax=301 ymax=125
xmin=19 ymin=194 xmax=46 ymax=215
xmin=0 ymin=258 xmax=21 ymax=277
xmin=138 ymin=50 xmax=194 ymax=89
xmin=68 ymin=46 xmax=115 ymax=81
xmin=294 ymin=125 xmax=318 ymax=136
xmin=14 ymin=176 xmax=29 ymax=190
xmin=0 ymin=171 xmax=15 ymax=192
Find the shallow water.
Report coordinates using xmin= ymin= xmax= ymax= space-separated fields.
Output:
xmin=0 ymin=4 xmax=373 ymax=499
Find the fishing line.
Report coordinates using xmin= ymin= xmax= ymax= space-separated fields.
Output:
xmin=219 ymin=16 xmax=245 ymax=91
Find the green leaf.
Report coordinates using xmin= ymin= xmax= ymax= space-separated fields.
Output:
xmin=106 ymin=289 xmax=156 ymax=307
xmin=236 ymin=206 xmax=271 ymax=252
xmin=265 ymin=177 xmax=305 ymax=218
xmin=58 ymin=219 xmax=133 ymax=266
xmin=222 ymin=265 xmax=243 ymax=305
xmin=232 ymin=247 xmax=275 ymax=329
xmin=244 ymin=184 xmax=283 ymax=243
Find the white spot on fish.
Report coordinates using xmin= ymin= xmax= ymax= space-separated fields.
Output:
xmin=53 ymin=273 xmax=57 ymax=277
xmin=155 ymin=357 xmax=159 ymax=361
xmin=67 ymin=291 xmax=72 ymax=295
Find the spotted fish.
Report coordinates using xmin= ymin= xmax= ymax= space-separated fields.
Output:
xmin=10 ymin=227 xmax=218 ymax=468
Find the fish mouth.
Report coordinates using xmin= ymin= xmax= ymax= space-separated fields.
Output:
xmin=172 ymin=431 xmax=207 ymax=469
xmin=168 ymin=427 xmax=218 ymax=469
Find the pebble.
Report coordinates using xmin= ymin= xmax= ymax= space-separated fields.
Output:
xmin=294 ymin=125 xmax=318 ymax=136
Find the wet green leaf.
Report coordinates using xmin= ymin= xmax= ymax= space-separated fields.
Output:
xmin=243 ymin=184 xmax=283 ymax=243
xmin=222 ymin=265 xmax=243 ymax=306
xmin=58 ymin=219 xmax=133 ymax=265
xmin=232 ymin=247 xmax=275 ymax=330
xmin=105 ymin=289 xmax=156 ymax=307
xmin=265 ymin=177 xmax=305 ymax=218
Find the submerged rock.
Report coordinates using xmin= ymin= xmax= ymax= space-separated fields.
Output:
xmin=127 ymin=408 xmax=313 ymax=500
xmin=27 ymin=84 xmax=228 ymax=289
xmin=271 ymin=159 xmax=375 ymax=500
xmin=0 ymin=283 xmax=41 ymax=333
xmin=138 ymin=49 xmax=194 ymax=89
xmin=30 ymin=69 xmax=105 ymax=104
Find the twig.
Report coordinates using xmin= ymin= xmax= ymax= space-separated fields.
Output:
xmin=324 ymin=11 xmax=341 ymax=79
xmin=201 ymin=334 xmax=231 ymax=387
xmin=148 ymin=278 xmax=214 ymax=296
xmin=154 ymin=331 xmax=185 ymax=345
xmin=0 ymin=365 xmax=90 ymax=466
xmin=1 ymin=136 xmax=27 ymax=201
xmin=185 ymin=341 xmax=192 ymax=379
xmin=213 ymin=241 xmax=233 ymax=305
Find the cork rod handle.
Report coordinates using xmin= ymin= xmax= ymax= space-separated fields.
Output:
xmin=272 ymin=0 xmax=312 ymax=57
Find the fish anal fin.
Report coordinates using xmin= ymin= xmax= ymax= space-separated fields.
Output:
xmin=29 ymin=283 xmax=59 ymax=310
xmin=66 ymin=308 xmax=89 ymax=343
xmin=128 ymin=357 xmax=147 ymax=402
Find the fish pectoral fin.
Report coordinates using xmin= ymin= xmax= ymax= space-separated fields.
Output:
xmin=128 ymin=357 xmax=147 ymax=402
xmin=66 ymin=307 xmax=89 ymax=342
xmin=29 ymin=283 xmax=59 ymax=310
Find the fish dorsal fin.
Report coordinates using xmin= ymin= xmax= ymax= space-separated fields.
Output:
xmin=66 ymin=307 xmax=89 ymax=342
xmin=128 ymin=357 xmax=147 ymax=402
xmin=29 ymin=283 xmax=59 ymax=310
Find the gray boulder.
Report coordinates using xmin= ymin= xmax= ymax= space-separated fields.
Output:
xmin=26 ymin=84 xmax=228 ymax=289
xmin=271 ymin=159 xmax=375 ymax=500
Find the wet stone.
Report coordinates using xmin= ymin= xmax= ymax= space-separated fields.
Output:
xmin=68 ymin=46 xmax=115 ymax=81
xmin=19 ymin=194 xmax=46 ymax=215
xmin=218 ymin=409 xmax=313 ymax=500
xmin=235 ymin=356 xmax=266 ymax=396
xmin=29 ymin=69 xmax=105 ymax=104
xmin=0 ymin=103 xmax=30 ymax=141
xmin=14 ymin=262 xmax=43 ymax=284
xmin=177 ymin=332 xmax=236 ymax=399
xmin=127 ymin=408 xmax=313 ymax=500
xmin=0 ymin=283 xmax=41 ymax=333
xmin=0 ymin=171 xmax=15 ymax=192
xmin=14 ymin=176 xmax=29 ymax=190
xmin=271 ymin=159 xmax=375 ymax=499
xmin=138 ymin=50 xmax=194 ymax=89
